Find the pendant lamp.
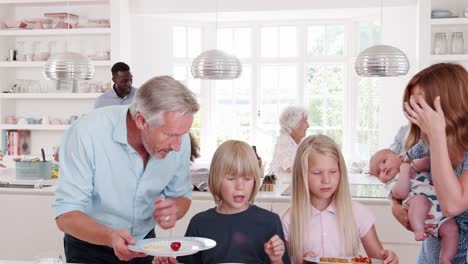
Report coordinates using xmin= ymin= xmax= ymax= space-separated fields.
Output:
xmin=191 ymin=49 xmax=241 ymax=79
xmin=191 ymin=0 xmax=242 ymax=80
xmin=42 ymin=2 xmax=94 ymax=80
xmin=354 ymin=0 xmax=409 ymax=77
xmin=43 ymin=52 xmax=94 ymax=80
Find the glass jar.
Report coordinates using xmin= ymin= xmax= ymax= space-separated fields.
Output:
xmin=433 ymin=32 xmax=448 ymax=55
xmin=450 ymin=32 xmax=464 ymax=54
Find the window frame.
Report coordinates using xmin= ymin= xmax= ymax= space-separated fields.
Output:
xmin=172 ymin=17 xmax=380 ymax=162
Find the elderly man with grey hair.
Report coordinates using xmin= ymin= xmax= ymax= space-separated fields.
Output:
xmin=270 ymin=106 xmax=309 ymax=183
xmin=53 ymin=76 xmax=199 ymax=264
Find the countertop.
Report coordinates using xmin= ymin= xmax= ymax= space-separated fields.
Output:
xmin=0 ymin=174 xmax=389 ymax=204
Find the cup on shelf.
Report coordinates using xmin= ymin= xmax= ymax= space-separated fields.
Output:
xmin=17 ymin=118 xmax=28 ymax=125
xmin=50 ymin=118 xmax=62 ymax=125
xmin=41 ymin=115 xmax=50 ymax=125
xmin=450 ymin=32 xmax=464 ymax=54
xmin=433 ymin=32 xmax=448 ymax=55
xmin=78 ymin=81 xmax=90 ymax=93
xmin=69 ymin=115 xmax=79 ymax=123
xmin=5 ymin=116 xmax=17 ymax=124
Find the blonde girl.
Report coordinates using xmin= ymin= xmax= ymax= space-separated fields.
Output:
xmin=155 ymin=140 xmax=289 ymax=264
xmin=282 ymin=135 xmax=398 ymax=264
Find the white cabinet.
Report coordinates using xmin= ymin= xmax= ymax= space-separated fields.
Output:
xmin=0 ymin=0 xmax=130 ymax=157
xmin=419 ymin=0 xmax=468 ymax=68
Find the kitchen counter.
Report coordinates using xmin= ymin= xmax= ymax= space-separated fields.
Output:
xmin=0 ymin=174 xmax=419 ymax=263
xmin=0 ymin=179 xmax=57 ymax=195
xmin=0 ymin=180 xmax=390 ymax=205
xmin=0 ymin=173 xmax=389 ymax=202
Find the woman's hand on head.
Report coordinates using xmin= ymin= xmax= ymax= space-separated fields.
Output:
xmin=404 ymin=95 xmax=446 ymax=140
xmin=380 ymin=248 xmax=398 ymax=264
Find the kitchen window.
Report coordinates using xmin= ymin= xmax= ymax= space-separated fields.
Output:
xmin=172 ymin=19 xmax=381 ymax=163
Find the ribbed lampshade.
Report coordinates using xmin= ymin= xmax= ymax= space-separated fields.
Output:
xmin=355 ymin=45 xmax=410 ymax=77
xmin=43 ymin=52 xmax=95 ymax=80
xmin=191 ymin=49 xmax=242 ymax=80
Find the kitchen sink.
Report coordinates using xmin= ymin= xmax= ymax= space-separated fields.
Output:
xmin=0 ymin=182 xmax=53 ymax=189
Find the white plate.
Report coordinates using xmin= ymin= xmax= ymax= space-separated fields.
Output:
xmin=304 ymin=256 xmax=383 ymax=264
xmin=128 ymin=237 xmax=216 ymax=257
xmin=431 ymin=14 xmax=458 ymax=18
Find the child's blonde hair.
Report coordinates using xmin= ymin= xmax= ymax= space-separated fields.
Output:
xmin=208 ymin=140 xmax=261 ymax=205
xmin=288 ymin=134 xmax=359 ymax=264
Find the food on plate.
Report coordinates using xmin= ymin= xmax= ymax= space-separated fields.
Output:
xmin=170 ymin=241 xmax=181 ymax=251
xmin=317 ymin=256 xmax=373 ymax=263
xmin=320 ymin=257 xmax=349 ymax=263
xmin=351 ymin=256 xmax=372 ymax=263
xmin=143 ymin=244 xmax=164 ymax=251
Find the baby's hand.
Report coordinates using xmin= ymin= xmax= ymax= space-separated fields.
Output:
xmin=399 ymin=162 xmax=414 ymax=178
xmin=381 ymin=248 xmax=398 ymax=264
xmin=152 ymin=256 xmax=178 ymax=264
xmin=264 ymin=234 xmax=285 ymax=264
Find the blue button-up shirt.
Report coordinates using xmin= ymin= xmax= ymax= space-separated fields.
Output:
xmin=53 ymin=105 xmax=192 ymax=239
xmin=94 ymin=86 xmax=137 ymax=109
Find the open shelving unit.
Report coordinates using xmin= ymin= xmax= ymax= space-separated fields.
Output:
xmin=0 ymin=60 xmax=111 ymax=67
xmin=0 ymin=0 xmax=128 ymax=157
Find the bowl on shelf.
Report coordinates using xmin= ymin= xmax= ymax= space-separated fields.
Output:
xmin=0 ymin=20 xmax=28 ymax=30
xmin=431 ymin=9 xmax=456 ymax=18
xmin=24 ymin=18 xmax=54 ymax=29
xmin=44 ymin=12 xmax=79 ymax=29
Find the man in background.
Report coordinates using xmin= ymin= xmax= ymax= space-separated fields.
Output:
xmin=95 ymin=62 xmax=137 ymax=108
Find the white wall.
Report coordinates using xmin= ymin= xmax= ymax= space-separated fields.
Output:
xmin=129 ymin=17 xmax=174 ymax=87
xmin=378 ymin=6 xmax=418 ymax=148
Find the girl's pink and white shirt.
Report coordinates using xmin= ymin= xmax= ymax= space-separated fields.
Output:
xmin=282 ymin=200 xmax=375 ymax=257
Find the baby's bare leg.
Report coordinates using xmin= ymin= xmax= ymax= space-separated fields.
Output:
xmin=407 ymin=195 xmax=431 ymax=241
xmin=438 ymin=218 xmax=459 ymax=264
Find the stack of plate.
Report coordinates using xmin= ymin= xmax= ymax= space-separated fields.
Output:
xmin=431 ymin=9 xmax=456 ymax=19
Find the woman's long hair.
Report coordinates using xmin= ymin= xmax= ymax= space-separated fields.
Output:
xmin=288 ymin=134 xmax=359 ymax=263
xmin=403 ymin=63 xmax=468 ymax=158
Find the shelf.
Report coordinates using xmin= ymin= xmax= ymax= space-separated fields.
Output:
xmin=431 ymin=18 xmax=468 ymax=25
xmin=0 ymin=124 xmax=70 ymax=130
xmin=0 ymin=93 xmax=102 ymax=99
xmin=0 ymin=60 xmax=111 ymax=67
xmin=0 ymin=28 xmax=110 ymax=36
xmin=0 ymin=0 xmax=105 ymax=3
xmin=430 ymin=54 xmax=468 ymax=61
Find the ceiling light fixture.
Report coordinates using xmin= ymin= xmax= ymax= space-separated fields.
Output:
xmin=354 ymin=0 xmax=409 ymax=77
xmin=191 ymin=0 xmax=241 ymax=80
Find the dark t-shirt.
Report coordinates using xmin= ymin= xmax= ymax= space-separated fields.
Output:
xmin=177 ymin=205 xmax=291 ymax=264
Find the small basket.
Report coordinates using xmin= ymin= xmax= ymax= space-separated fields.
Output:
xmin=15 ymin=161 xmax=52 ymax=180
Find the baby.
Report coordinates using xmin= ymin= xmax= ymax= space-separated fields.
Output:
xmin=370 ymin=149 xmax=459 ymax=264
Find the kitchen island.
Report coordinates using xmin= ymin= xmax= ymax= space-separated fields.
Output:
xmin=0 ymin=178 xmax=420 ymax=262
